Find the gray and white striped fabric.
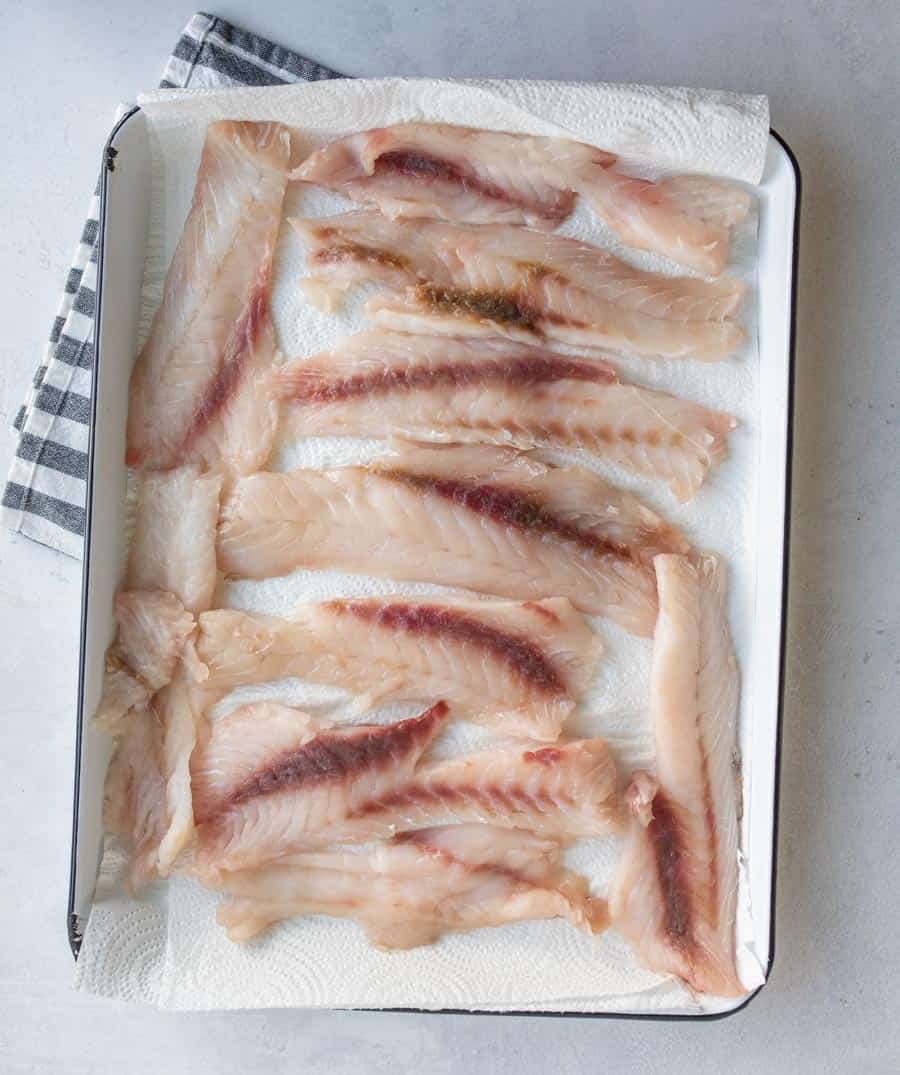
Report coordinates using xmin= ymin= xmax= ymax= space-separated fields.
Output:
xmin=2 ymin=12 xmax=341 ymax=557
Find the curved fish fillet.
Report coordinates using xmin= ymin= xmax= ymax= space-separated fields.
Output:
xmin=293 ymin=123 xmax=751 ymax=274
xmin=291 ymin=212 xmax=745 ymax=361
xmin=126 ymin=120 xmax=290 ymax=475
xmin=609 ymin=554 xmax=745 ymax=997
xmin=196 ymin=595 xmax=599 ymax=741
xmin=217 ymin=442 xmax=688 ymax=635
xmin=193 ymin=701 xmax=450 ymax=875
xmin=212 ymin=824 xmax=608 ymax=947
xmin=275 ymin=329 xmax=737 ymax=500
xmin=194 ymin=700 xmax=620 ymax=875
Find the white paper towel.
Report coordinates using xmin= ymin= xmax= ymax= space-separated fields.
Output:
xmin=75 ymin=78 xmax=769 ymax=1012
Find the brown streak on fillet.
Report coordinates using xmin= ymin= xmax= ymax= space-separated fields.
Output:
xmin=330 ymin=601 xmax=567 ymax=695
xmin=373 ymin=151 xmax=576 ymax=222
xmin=647 ymin=791 xmax=695 ymax=951
xmin=312 ymin=241 xmax=410 ymax=271
xmin=414 ymin=283 xmax=539 ymax=330
xmin=378 ymin=471 xmax=639 ymax=562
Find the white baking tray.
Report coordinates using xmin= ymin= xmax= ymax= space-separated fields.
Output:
xmin=69 ymin=104 xmax=799 ymax=1018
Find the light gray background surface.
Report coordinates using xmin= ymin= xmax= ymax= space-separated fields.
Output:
xmin=1 ymin=3 xmax=897 ymax=1072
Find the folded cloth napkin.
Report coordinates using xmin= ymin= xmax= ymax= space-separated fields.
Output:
xmin=1 ymin=12 xmax=341 ymax=557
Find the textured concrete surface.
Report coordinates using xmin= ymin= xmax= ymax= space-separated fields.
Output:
xmin=1 ymin=2 xmax=897 ymax=1071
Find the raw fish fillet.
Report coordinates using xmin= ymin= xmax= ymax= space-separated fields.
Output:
xmin=93 ymin=654 xmax=150 ymax=734
xmin=114 ymin=590 xmax=197 ymax=692
xmin=275 ymin=329 xmax=737 ymax=500
xmin=196 ymin=595 xmax=599 ymax=741
xmin=293 ymin=123 xmax=751 ymax=273
xmin=103 ymin=672 xmax=203 ymax=889
xmin=609 ymin=554 xmax=745 ymax=997
xmin=126 ymin=466 xmax=223 ymax=614
xmin=290 ymin=212 xmax=744 ymax=360
xmin=125 ymin=120 xmax=290 ymax=474
xmin=193 ymin=701 xmax=450 ymax=875
xmin=194 ymin=700 xmax=620 ymax=875
xmin=217 ymin=442 xmax=687 ymax=635
xmin=211 ymin=825 xmax=608 ymax=946
xmin=92 ymin=589 xmax=205 ymax=733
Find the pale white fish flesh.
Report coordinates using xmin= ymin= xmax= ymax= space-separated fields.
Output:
xmin=93 ymin=653 xmax=150 ymax=734
xmin=192 ymin=701 xmax=450 ymax=876
xmin=125 ymin=120 xmax=290 ymax=475
xmin=275 ymin=329 xmax=737 ymax=500
xmin=114 ymin=590 xmax=197 ymax=692
xmin=126 ymin=466 xmax=223 ymax=614
xmin=102 ymin=672 xmax=203 ymax=890
xmin=292 ymin=123 xmax=751 ymax=274
xmin=193 ymin=701 xmax=620 ymax=875
xmin=609 ymin=553 xmax=745 ymax=997
xmin=211 ymin=824 xmax=608 ymax=947
xmin=217 ymin=442 xmax=687 ymax=635
xmin=290 ymin=211 xmax=744 ymax=361
xmin=196 ymin=595 xmax=599 ymax=741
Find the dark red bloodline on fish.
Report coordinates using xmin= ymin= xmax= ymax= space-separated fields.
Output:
xmin=281 ymin=351 xmax=613 ymax=403
xmin=646 ymin=791 xmax=696 ymax=953
xmin=331 ymin=601 xmax=567 ymax=695
xmin=348 ymin=772 xmax=574 ymax=820
xmin=219 ymin=701 xmax=448 ymax=812
xmin=176 ymin=273 xmax=270 ymax=456
xmin=372 ymin=150 xmax=576 ymax=222
xmin=380 ymin=471 xmax=636 ymax=561
xmin=392 ymin=829 xmax=539 ymax=885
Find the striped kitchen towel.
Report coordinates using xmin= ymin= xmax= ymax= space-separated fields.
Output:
xmin=2 ymin=12 xmax=341 ymax=557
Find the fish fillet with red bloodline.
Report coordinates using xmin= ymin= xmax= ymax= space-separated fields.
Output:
xmin=125 ymin=120 xmax=290 ymax=475
xmin=194 ymin=701 xmax=619 ymax=876
xmin=192 ymin=701 xmax=451 ymax=876
xmin=292 ymin=123 xmax=751 ymax=274
xmin=290 ymin=212 xmax=744 ymax=360
xmin=196 ymin=595 xmax=598 ymax=741
xmin=275 ymin=329 xmax=737 ymax=500
xmin=211 ymin=824 xmax=608 ymax=947
xmin=610 ymin=553 xmax=746 ymax=997
xmin=217 ymin=442 xmax=687 ymax=635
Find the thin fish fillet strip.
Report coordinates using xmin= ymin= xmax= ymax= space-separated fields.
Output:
xmin=126 ymin=120 xmax=290 ymax=475
xmin=217 ymin=442 xmax=688 ymax=635
xmin=210 ymin=824 xmax=608 ymax=947
xmin=290 ymin=212 xmax=745 ymax=361
xmin=275 ymin=329 xmax=737 ymax=500
xmin=102 ymin=672 xmax=204 ymax=889
xmin=192 ymin=701 xmax=451 ymax=875
xmin=609 ymin=553 xmax=745 ymax=997
xmin=196 ymin=595 xmax=599 ymax=741
xmin=292 ymin=123 xmax=751 ymax=274
xmin=194 ymin=699 xmax=620 ymax=875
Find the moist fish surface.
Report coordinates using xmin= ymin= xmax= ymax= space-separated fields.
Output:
xmin=291 ymin=212 xmax=744 ymax=360
xmin=126 ymin=120 xmax=290 ymax=475
xmin=609 ymin=554 xmax=745 ymax=997
xmin=193 ymin=701 xmax=450 ymax=875
xmin=194 ymin=700 xmax=620 ymax=875
xmin=211 ymin=824 xmax=608 ymax=947
xmin=196 ymin=595 xmax=599 ymax=741
xmin=103 ymin=672 xmax=204 ymax=889
xmin=126 ymin=465 xmax=223 ymax=614
xmin=275 ymin=329 xmax=737 ymax=500
xmin=217 ymin=442 xmax=687 ymax=635
xmin=292 ymin=123 xmax=751 ymax=274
